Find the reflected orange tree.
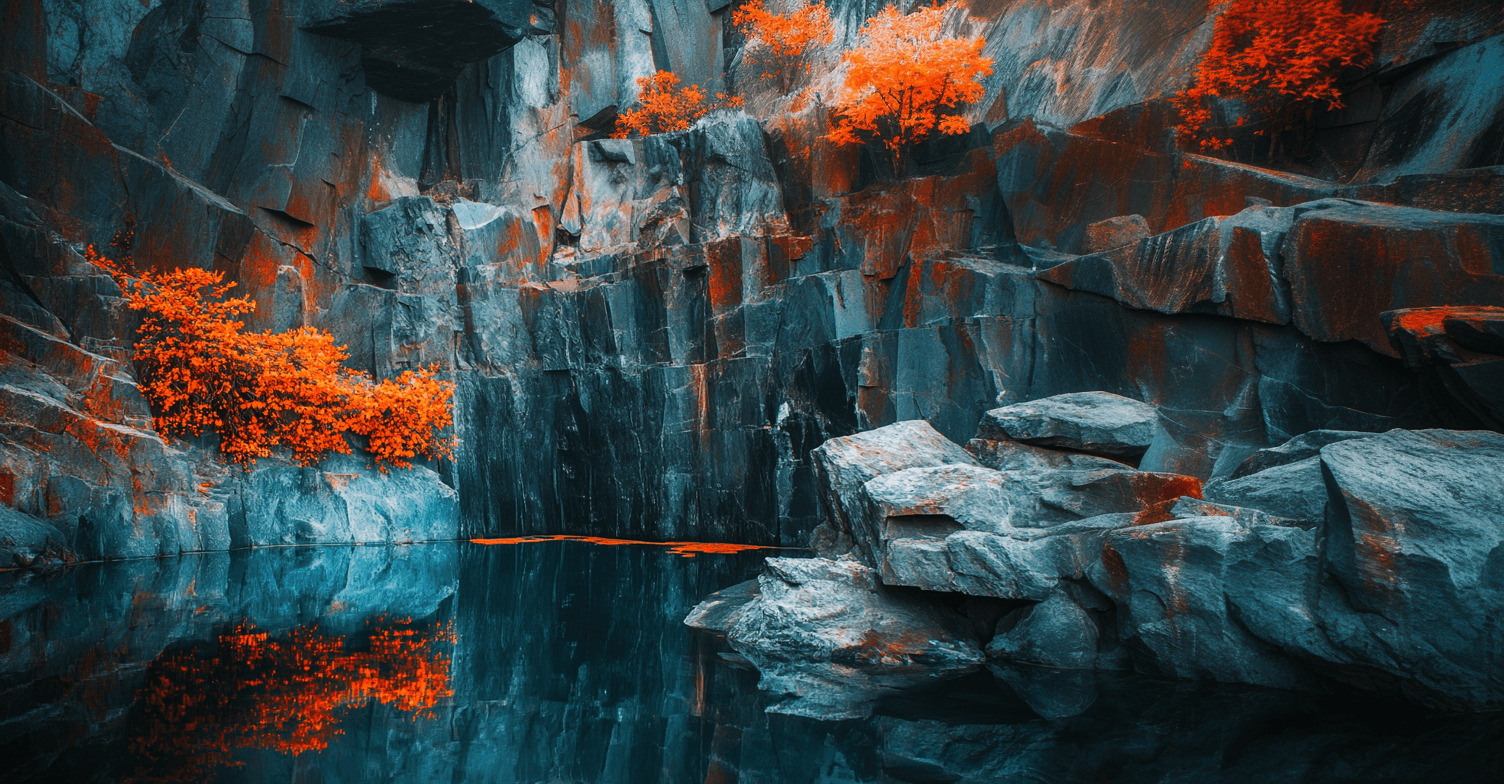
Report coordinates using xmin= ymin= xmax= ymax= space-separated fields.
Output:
xmin=129 ymin=619 xmax=455 ymax=782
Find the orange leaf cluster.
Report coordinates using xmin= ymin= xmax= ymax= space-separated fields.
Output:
xmin=611 ymin=70 xmax=744 ymax=138
xmin=732 ymin=0 xmax=834 ymax=92
xmin=827 ymin=3 xmax=992 ymax=177
xmin=87 ymin=249 xmax=454 ymax=470
xmin=1175 ymin=0 xmax=1384 ymax=152
xmin=130 ymin=620 xmax=455 ymax=781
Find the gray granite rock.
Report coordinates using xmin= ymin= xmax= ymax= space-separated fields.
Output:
xmin=978 ymin=392 xmax=1158 ymax=460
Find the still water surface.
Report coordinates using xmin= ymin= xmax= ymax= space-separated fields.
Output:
xmin=0 ymin=540 xmax=1498 ymax=783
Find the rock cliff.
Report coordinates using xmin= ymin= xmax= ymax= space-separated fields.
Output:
xmin=1 ymin=0 xmax=1501 ymax=559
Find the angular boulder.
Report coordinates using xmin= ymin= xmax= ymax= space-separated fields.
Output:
xmin=1093 ymin=514 xmax=1321 ymax=690
xmin=1205 ymin=457 xmax=1330 ymax=524
xmin=1082 ymin=214 xmax=1151 ymax=254
xmin=978 ymin=392 xmax=1157 ymax=460
xmin=986 ymin=590 xmax=1100 ymax=669
xmin=1383 ymin=306 xmax=1504 ymax=428
xmin=691 ymin=557 xmax=983 ymax=719
xmin=1316 ymin=429 xmax=1504 ymax=710
xmin=1040 ymin=206 xmax=1295 ymax=324
xmin=1283 ymin=200 xmax=1504 ymax=356
xmin=233 ymin=454 xmax=459 ymax=547
xmin=809 ymin=419 xmax=979 ymax=561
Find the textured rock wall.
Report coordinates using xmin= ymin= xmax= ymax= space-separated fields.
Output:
xmin=1 ymin=0 xmax=1501 ymax=554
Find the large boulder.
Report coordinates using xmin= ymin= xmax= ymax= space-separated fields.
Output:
xmin=809 ymin=419 xmax=979 ymax=561
xmin=977 ymin=392 xmax=1158 ymax=460
xmin=689 ymin=557 xmax=983 ymax=719
xmin=1383 ymin=306 xmax=1504 ymax=428
xmin=1093 ymin=514 xmax=1323 ymax=690
xmin=1314 ymin=429 xmax=1504 ymax=710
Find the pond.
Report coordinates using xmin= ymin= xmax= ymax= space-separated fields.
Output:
xmin=0 ymin=540 xmax=1498 ymax=783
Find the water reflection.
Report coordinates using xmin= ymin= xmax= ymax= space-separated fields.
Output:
xmin=129 ymin=619 xmax=455 ymax=781
xmin=0 ymin=540 xmax=1500 ymax=783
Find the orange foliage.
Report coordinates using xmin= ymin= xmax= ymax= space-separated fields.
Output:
xmin=87 ymin=249 xmax=454 ymax=470
xmin=1174 ymin=0 xmax=1384 ymax=153
xmin=827 ymin=3 xmax=992 ymax=178
xmin=612 ymin=71 xmax=744 ymax=138
xmin=130 ymin=619 xmax=454 ymax=782
xmin=732 ymin=0 xmax=835 ymax=93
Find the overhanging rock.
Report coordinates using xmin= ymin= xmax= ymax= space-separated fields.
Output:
xmin=304 ymin=0 xmax=555 ymax=103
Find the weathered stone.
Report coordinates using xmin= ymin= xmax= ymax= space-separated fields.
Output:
xmin=1040 ymin=206 xmax=1295 ymax=325
xmin=1205 ymin=457 xmax=1329 ymax=523
xmin=1094 ymin=515 xmax=1322 ymax=690
xmin=1283 ymin=200 xmax=1504 ymax=356
xmin=978 ymin=392 xmax=1158 ymax=460
xmin=1383 ymin=306 xmax=1504 ymax=427
xmin=304 ymin=0 xmax=552 ymax=103
xmin=1316 ymin=429 xmax=1504 ymax=710
xmin=987 ymin=591 xmax=1100 ymax=669
xmin=1081 ymin=214 xmax=1151 ymax=254
xmin=702 ymin=556 xmax=984 ymax=719
xmin=810 ymin=420 xmax=979 ymax=561
xmin=233 ymin=453 xmax=459 ymax=548
xmin=883 ymin=515 xmax=1134 ymax=600
xmin=0 ymin=504 xmax=71 ymax=568
xmin=1229 ymin=430 xmax=1372 ymax=480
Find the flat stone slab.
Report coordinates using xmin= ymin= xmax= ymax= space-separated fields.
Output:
xmin=978 ymin=392 xmax=1157 ymax=459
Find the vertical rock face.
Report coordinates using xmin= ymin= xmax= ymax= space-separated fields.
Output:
xmin=2 ymin=0 xmax=1502 ymax=553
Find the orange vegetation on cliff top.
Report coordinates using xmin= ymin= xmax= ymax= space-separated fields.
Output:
xmin=1175 ymin=0 xmax=1384 ymax=153
xmin=129 ymin=620 xmax=454 ymax=782
xmin=733 ymin=0 xmax=835 ymax=93
xmin=86 ymin=245 xmax=454 ymax=470
xmin=827 ymin=3 xmax=992 ymax=177
xmin=612 ymin=71 xmax=744 ymax=138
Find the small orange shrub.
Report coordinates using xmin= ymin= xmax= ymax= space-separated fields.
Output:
xmin=88 ymin=250 xmax=455 ymax=470
xmin=1175 ymin=0 xmax=1384 ymax=154
xmin=732 ymin=0 xmax=835 ymax=93
xmin=611 ymin=71 xmax=743 ymax=138
xmin=827 ymin=3 xmax=992 ymax=177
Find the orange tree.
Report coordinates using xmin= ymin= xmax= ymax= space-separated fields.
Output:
xmin=827 ymin=3 xmax=992 ymax=178
xmin=87 ymin=249 xmax=454 ymax=470
xmin=1174 ymin=0 xmax=1384 ymax=156
xmin=732 ymin=0 xmax=835 ymax=93
xmin=612 ymin=71 xmax=743 ymax=138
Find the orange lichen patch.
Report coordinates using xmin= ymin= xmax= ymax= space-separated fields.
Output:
xmin=130 ymin=619 xmax=455 ymax=781
xmin=1132 ymin=498 xmax=1179 ymax=526
xmin=468 ymin=535 xmax=785 ymax=559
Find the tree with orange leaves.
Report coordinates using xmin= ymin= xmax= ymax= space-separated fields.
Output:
xmin=87 ymin=249 xmax=455 ymax=471
xmin=612 ymin=71 xmax=744 ymax=138
xmin=733 ymin=0 xmax=835 ymax=93
xmin=827 ymin=3 xmax=992 ymax=178
xmin=1174 ymin=0 xmax=1384 ymax=157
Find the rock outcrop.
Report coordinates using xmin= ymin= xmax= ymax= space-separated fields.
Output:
xmin=694 ymin=414 xmax=1504 ymax=713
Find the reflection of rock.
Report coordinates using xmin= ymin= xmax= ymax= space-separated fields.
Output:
xmin=689 ymin=557 xmax=983 ymax=719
